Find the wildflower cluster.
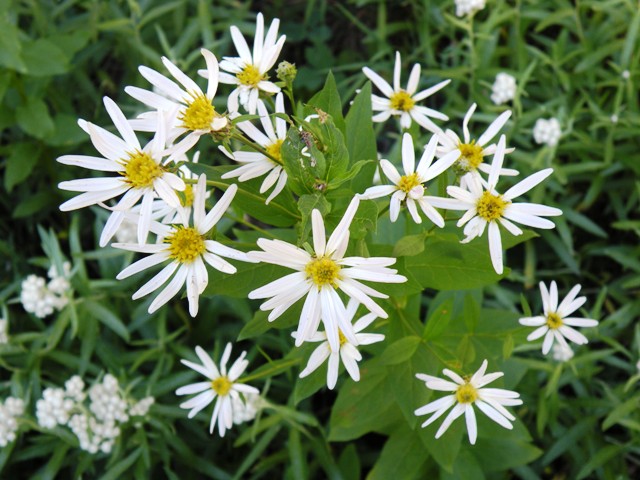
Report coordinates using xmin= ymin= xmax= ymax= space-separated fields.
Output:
xmin=36 ymin=374 xmax=153 ymax=454
xmin=20 ymin=262 xmax=71 ymax=318
xmin=0 ymin=397 xmax=24 ymax=447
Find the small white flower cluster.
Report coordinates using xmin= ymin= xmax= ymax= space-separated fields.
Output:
xmin=231 ymin=391 xmax=263 ymax=425
xmin=37 ymin=374 xmax=154 ymax=454
xmin=533 ymin=118 xmax=562 ymax=147
xmin=20 ymin=262 xmax=71 ymax=318
xmin=0 ymin=397 xmax=25 ymax=447
xmin=0 ymin=316 xmax=8 ymax=344
xmin=455 ymin=0 xmax=486 ymax=17
xmin=490 ymin=73 xmax=517 ymax=105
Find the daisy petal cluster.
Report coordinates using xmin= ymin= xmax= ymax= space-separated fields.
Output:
xmin=490 ymin=73 xmax=517 ymax=105
xmin=360 ymin=133 xmax=459 ymax=225
xmin=248 ymin=197 xmax=407 ymax=352
xmin=533 ymin=117 xmax=562 ymax=147
xmin=440 ymin=135 xmax=562 ymax=274
xmin=37 ymin=374 xmax=153 ymax=454
xmin=294 ymin=299 xmax=385 ymax=389
xmin=415 ymin=360 xmax=522 ymax=444
xmin=220 ymin=93 xmax=288 ymax=204
xmin=114 ymin=174 xmax=254 ymax=317
xmin=519 ymin=281 xmax=598 ymax=355
xmin=176 ymin=344 xmax=260 ymax=437
xmin=126 ymin=49 xmax=228 ymax=160
xmin=0 ymin=397 xmax=25 ymax=447
xmin=363 ymin=51 xmax=450 ymax=132
xmin=215 ymin=13 xmax=286 ymax=114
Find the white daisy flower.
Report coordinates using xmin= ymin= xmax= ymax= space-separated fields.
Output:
xmin=359 ymin=133 xmax=459 ymax=225
xmin=176 ymin=343 xmax=259 ymax=437
xmin=415 ymin=359 xmax=522 ymax=445
xmin=219 ymin=93 xmax=288 ymax=204
xmin=114 ymin=174 xmax=254 ymax=317
xmin=519 ymin=281 xmax=598 ymax=355
xmin=58 ymin=97 xmax=185 ymax=245
xmin=438 ymin=135 xmax=562 ymax=274
xmin=293 ymin=299 xmax=385 ymax=390
xmin=126 ymin=48 xmax=228 ymax=159
xmin=436 ymin=103 xmax=518 ymax=181
xmin=211 ymin=13 xmax=285 ymax=114
xmin=248 ymin=196 xmax=407 ymax=352
xmin=362 ymin=51 xmax=450 ymax=132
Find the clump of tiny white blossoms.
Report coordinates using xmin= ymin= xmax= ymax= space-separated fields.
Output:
xmin=0 ymin=397 xmax=25 ymax=447
xmin=552 ymin=343 xmax=574 ymax=362
xmin=231 ymin=391 xmax=264 ymax=425
xmin=20 ymin=262 xmax=72 ymax=318
xmin=533 ymin=118 xmax=562 ymax=147
xmin=490 ymin=73 xmax=517 ymax=105
xmin=0 ymin=316 xmax=8 ymax=345
xmin=455 ymin=0 xmax=486 ymax=17
xmin=37 ymin=374 xmax=154 ymax=454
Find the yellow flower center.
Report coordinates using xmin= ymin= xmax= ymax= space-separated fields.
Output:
xmin=236 ymin=64 xmax=265 ymax=87
xmin=265 ymin=139 xmax=284 ymax=164
xmin=455 ymin=382 xmax=478 ymax=404
xmin=338 ymin=329 xmax=347 ymax=347
xmin=165 ymin=226 xmax=206 ymax=264
xmin=123 ymin=151 xmax=164 ymax=189
xmin=211 ymin=376 xmax=232 ymax=396
xmin=397 ymin=172 xmax=421 ymax=193
xmin=476 ymin=191 xmax=508 ymax=222
xmin=181 ymin=93 xmax=216 ymax=131
xmin=456 ymin=141 xmax=484 ymax=173
xmin=389 ymin=90 xmax=415 ymax=112
xmin=546 ymin=312 xmax=563 ymax=329
xmin=305 ymin=257 xmax=341 ymax=288
xmin=180 ymin=184 xmax=194 ymax=207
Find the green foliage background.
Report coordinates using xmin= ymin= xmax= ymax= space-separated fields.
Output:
xmin=1 ymin=0 xmax=639 ymax=478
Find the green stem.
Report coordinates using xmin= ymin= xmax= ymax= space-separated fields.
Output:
xmin=239 ymin=358 xmax=301 ymax=383
xmin=227 ymin=215 xmax=278 ymax=239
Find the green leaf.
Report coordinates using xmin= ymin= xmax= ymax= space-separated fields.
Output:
xmin=297 ymin=193 xmax=331 ymax=241
xmin=380 ymin=336 xmax=421 ymax=365
xmin=423 ymin=298 xmax=454 ymax=340
xmin=280 ymin=126 xmax=322 ymax=196
xmin=22 ymin=38 xmax=70 ymax=76
xmin=345 ymin=82 xmax=377 ymax=193
xmin=16 ymin=97 xmax=55 ymax=139
xmin=98 ymin=447 xmax=143 ymax=480
xmin=576 ymin=445 xmax=623 ymax=480
xmin=0 ymin=17 xmax=25 ymax=72
xmin=204 ymin=263 xmax=285 ymax=299
xmin=393 ymin=232 xmax=430 ymax=257
xmin=368 ymin=426 xmax=427 ymax=480
xmin=237 ymin=307 xmax=299 ymax=341
xmin=306 ymin=71 xmax=345 ymax=132
xmin=46 ymin=113 xmax=87 ymax=147
xmin=338 ymin=444 xmax=361 ymax=480
xmin=602 ymin=395 xmax=640 ymax=431
xmin=4 ymin=142 xmax=40 ymax=192
xmin=83 ymin=300 xmax=130 ymax=342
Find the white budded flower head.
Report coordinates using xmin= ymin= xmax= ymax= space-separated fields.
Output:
xmin=176 ymin=343 xmax=260 ymax=437
xmin=362 ymin=51 xmax=450 ymax=133
xmin=0 ymin=317 xmax=8 ymax=345
xmin=415 ymin=360 xmax=522 ymax=444
xmin=360 ymin=133 xmax=459 ymax=225
xmin=213 ymin=13 xmax=286 ymax=114
xmin=231 ymin=392 xmax=263 ymax=425
xmin=533 ymin=118 xmax=562 ymax=147
xmin=129 ymin=396 xmax=155 ymax=417
xmin=36 ymin=387 xmax=74 ymax=428
xmin=248 ymin=196 xmax=407 ymax=352
xmin=114 ymin=174 xmax=256 ymax=317
xmin=490 ymin=73 xmax=517 ymax=105
xmin=552 ymin=343 xmax=574 ymax=362
xmin=455 ymin=0 xmax=486 ymax=17
xmin=519 ymin=281 xmax=598 ymax=355
xmin=0 ymin=397 xmax=25 ymax=447
xmin=294 ymin=299 xmax=385 ymax=390
xmin=65 ymin=375 xmax=86 ymax=402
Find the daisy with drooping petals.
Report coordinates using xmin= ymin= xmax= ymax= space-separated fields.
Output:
xmin=213 ymin=13 xmax=285 ymax=114
xmin=219 ymin=93 xmax=288 ymax=204
xmin=519 ymin=281 xmax=598 ymax=355
xmin=436 ymin=103 xmax=517 ymax=181
xmin=293 ymin=299 xmax=385 ymax=390
xmin=176 ymin=344 xmax=259 ymax=437
xmin=362 ymin=51 xmax=450 ymax=132
xmin=248 ymin=196 xmax=407 ymax=352
xmin=415 ymin=360 xmax=523 ymax=445
xmin=126 ymin=48 xmax=228 ymax=159
xmin=114 ymin=174 xmax=254 ymax=317
xmin=58 ymin=97 xmax=185 ymax=245
xmin=438 ymin=135 xmax=562 ymax=274
xmin=360 ymin=133 xmax=459 ymax=225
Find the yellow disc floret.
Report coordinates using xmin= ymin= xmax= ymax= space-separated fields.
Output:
xmin=455 ymin=382 xmax=479 ymax=404
xmin=476 ymin=191 xmax=508 ymax=222
xmin=389 ymin=90 xmax=415 ymax=112
xmin=546 ymin=312 xmax=563 ymax=330
xmin=124 ymin=151 xmax=163 ymax=189
xmin=338 ymin=329 xmax=347 ymax=347
xmin=305 ymin=256 xmax=341 ymax=287
xmin=181 ymin=93 xmax=216 ymax=131
xmin=237 ymin=64 xmax=265 ymax=87
xmin=397 ymin=172 xmax=421 ymax=193
xmin=165 ymin=226 xmax=206 ymax=264
xmin=456 ymin=141 xmax=484 ymax=173
xmin=211 ymin=376 xmax=232 ymax=396
xmin=180 ymin=184 xmax=195 ymax=207
xmin=265 ymin=139 xmax=284 ymax=164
